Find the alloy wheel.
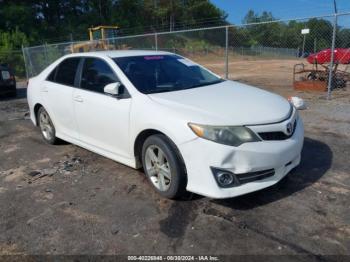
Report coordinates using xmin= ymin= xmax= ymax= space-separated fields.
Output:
xmin=39 ymin=110 xmax=54 ymax=141
xmin=144 ymin=145 xmax=171 ymax=191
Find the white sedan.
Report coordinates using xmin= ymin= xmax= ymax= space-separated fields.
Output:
xmin=27 ymin=50 xmax=304 ymax=199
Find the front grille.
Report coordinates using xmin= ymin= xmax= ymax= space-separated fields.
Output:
xmin=235 ymin=169 xmax=275 ymax=185
xmin=258 ymin=119 xmax=297 ymax=141
xmin=258 ymin=132 xmax=289 ymax=140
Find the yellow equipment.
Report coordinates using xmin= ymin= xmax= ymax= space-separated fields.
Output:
xmin=88 ymin=25 xmax=119 ymax=41
xmin=71 ymin=25 xmax=122 ymax=53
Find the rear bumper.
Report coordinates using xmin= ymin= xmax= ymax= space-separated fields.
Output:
xmin=178 ymin=117 xmax=304 ymax=199
xmin=0 ymin=84 xmax=16 ymax=95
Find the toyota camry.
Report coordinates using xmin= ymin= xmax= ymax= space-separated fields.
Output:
xmin=27 ymin=50 xmax=304 ymax=199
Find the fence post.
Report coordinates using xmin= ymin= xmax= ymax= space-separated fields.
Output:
xmin=69 ymin=35 xmax=74 ymax=53
xmin=21 ymin=45 xmax=29 ymax=80
xmin=327 ymin=11 xmax=338 ymax=100
xmin=314 ymin=38 xmax=317 ymax=53
xmin=44 ymin=43 xmax=49 ymax=63
xmin=225 ymin=26 xmax=229 ymax=79
xmin=154 ymin=33 xmax=158 ymax=51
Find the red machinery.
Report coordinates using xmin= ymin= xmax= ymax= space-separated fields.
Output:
xmin=307 ymin=48 xmax=350 ymax=64
xmin=294 ymin=48 xmax=350 ymax=92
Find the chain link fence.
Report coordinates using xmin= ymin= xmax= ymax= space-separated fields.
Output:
xmin=22 ymin=12 xmax=350 ymax=98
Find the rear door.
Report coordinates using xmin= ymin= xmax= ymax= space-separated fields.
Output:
xmin=73 ymin=57 xmax=132 ymax=158
xmin=42 ymin=57 xmax=80 ymax=140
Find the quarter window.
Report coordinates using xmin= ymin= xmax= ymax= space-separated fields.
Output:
xmin=47 ymin=67 xmax=57 ymax=82
xmin=52 ymin=58 xmax=80 ymax=86
xmin=80 ymin=58 xmax=119 ymax=93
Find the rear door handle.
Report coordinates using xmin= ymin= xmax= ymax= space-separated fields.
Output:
xmin=74 ymin=96 xmax=83 ymax=102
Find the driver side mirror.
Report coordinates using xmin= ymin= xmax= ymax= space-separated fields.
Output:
xmin=104 ymin=82 xmax=123 ymax=97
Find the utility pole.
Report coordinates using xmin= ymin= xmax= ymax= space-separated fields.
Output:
xmin=301 ymin=28 xmax=310 ymax=56
xmin=327 ymin=0 xmax=338 ymax=100
xmin=302 ymin=34 xmax=306 ymax=55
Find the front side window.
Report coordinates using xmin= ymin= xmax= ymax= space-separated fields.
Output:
xmin=80 ymin=58 xmax=119 ymax=93
xmin=54 ymin=58 xmax=80 ymax=86
xmin=113 ymin=55 xmax=223 ymax=94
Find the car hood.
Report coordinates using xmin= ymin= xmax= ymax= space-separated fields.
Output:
xmin=148 ymin=80 xmax=292 ymax=126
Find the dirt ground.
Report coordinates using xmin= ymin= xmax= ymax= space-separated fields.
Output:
xmin=0 ymin=59 xmax=350 ymax=258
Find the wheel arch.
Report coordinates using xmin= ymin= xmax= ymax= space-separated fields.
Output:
xmin=134 ymin=129 xmax=164 ymax=167
xmin=33 ymin=103 xmax=44 ymax=126
xmin=133 ymin=129 xmax=187 ymax=176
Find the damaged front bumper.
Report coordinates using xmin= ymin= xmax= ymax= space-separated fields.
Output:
xmin=178 ymin=116 xmax=304 ymax=199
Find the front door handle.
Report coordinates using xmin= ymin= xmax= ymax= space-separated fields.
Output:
xmin=74 ymin=96 xmax=83 ymax=102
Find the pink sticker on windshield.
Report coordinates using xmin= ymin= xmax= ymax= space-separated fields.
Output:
xmin=144 ymin=56 xmax=164 ymax=60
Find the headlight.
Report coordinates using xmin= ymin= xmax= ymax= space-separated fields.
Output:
xmin=188 ymin=123 xmax=261 ymax=147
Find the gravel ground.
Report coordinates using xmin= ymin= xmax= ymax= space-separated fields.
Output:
xmin=0 ymin=81 xmax=349 ymax=258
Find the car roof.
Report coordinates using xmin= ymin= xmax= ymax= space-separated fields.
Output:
xmin=65 ymin=50 xmax=173 ymax=59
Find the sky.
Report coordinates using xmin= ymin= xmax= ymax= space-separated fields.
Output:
xmin=211 ymin=0 xmax=350 ymax=26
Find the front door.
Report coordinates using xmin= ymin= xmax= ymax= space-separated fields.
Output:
xmin=73 ymin=57 xmax=132 ymax=158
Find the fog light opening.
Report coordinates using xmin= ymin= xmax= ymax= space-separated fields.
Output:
xmin=217 ymin=172 xmax=234 ymax=187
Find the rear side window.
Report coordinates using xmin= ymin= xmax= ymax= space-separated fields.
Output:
xmin=80 ymin=58 xmax=119 ymax=93
xmin=0 ymin=67 xmax=13 ymax=81
xmin=52 ymin=58 xmax=80 ymax=86
xmin=47 ymin=67 xmax=57 ymax=82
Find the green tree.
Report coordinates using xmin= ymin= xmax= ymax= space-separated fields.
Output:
xmin=0 ymin=28 xmax=29 ymax=76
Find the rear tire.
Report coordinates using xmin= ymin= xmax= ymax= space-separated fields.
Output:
xmin=37 ymin=107 xmax=58 ymax=145
xmin=142 ymin=134 xmax=187 ymax=199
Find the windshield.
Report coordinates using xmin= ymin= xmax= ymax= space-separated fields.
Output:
xmin=113 ymin=55 xmax=223 ymax=94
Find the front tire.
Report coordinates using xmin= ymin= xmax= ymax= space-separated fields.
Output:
xmin=142 ymin=134 xmax=187 ymax=199
xmin=37 ymin=107 xmax=58 ymax=144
